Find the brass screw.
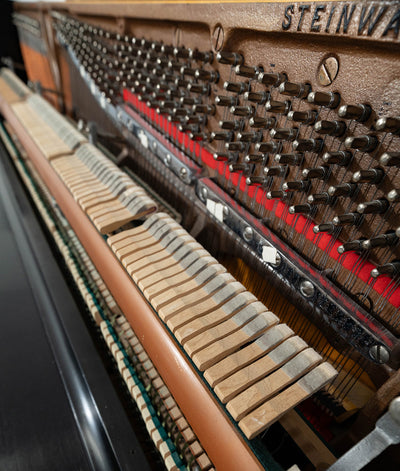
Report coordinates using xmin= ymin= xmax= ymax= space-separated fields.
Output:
xmin=212 ymin=25 xmax=224 ymax=52
xmin=317 ymin=56 xmax=339 ymax=87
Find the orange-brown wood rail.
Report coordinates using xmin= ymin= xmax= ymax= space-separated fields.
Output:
xmin=0 ymin=97 xmax=263 ymax=471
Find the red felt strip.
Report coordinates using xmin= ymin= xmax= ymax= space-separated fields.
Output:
xmin=123 ymin=89 xmax=400 ymax=309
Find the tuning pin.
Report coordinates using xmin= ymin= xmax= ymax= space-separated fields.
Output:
xmin=249 ymin=117 xmax=276 ymax=129
xmin=282 ymin=181 xmax=310 ymax=192
xmin=225 ymin=141 xmax=246 ymax=152
xmin=246 ymin=176 xmax=267 ymax=186
xmin=345 ymin=135 xmax=378 ymax=153
xmin=302 ymin=166 xmax=329 ymax=179
xmin=245 ymin=154 xmax=266 ymax=163
xmin=313 ymin=223 xmax=335 ymax=234
xmin=258 ymin=72 xmax=286 ymax=87
xmin=190 ymin=132 xmax=210 ymax=141
xmin=189 ymin=49 xmax=213 ymax=63
xmin=307 ymin=192 xmax=332 ymax=205
xmin=362 ymin=232 xmax=398 ymax=250
xmin=172 ymin=107 xmax=192 ymax=117
xmin=293 ymin=138 xmax=323 ymax=152
xmin=215 ymin=95 xmax=239 ymax=107
xmin=337 ymin=240 xmax=364 ymax=254
xmin=181 ymin=66 xmax=198 ymax=77
xmin=184 ymin=115 xmax=207 ymax=125
xmin=352 ymin=168 xmax=384 ymax=184
xmin=180 ymin=96 xmax=201 ymax=106
xmin=213 ymin=152 xmax=238 ymax=162
xmin=314 ymin=120 xmax=346 ymax=137
xmin=333 ymin=213 xmax=362 ymax=226
xmin=192 ymin=104 xmax=215 ymax=115
xmin=265 ymin=100 xmax=291 ymax=114
xmin=371 ymin=261 xmax=400 ymax=278
xmin=234 ymin=64 xmax=259 ymax=78
xmin=210 ymin=131 xmax=233 ymax=141
xmin=307 ymin=91 xmax=340 ymax=108
xmin=338 ymin=104 xmax=371 ymax=122
xmin=288 ymin=204 xmax=312 ymax=214
xmin=380 ymin=152 xmax=400 ymax=167
xmin=357 ymin=198 xmax=389 ymax=214
xmin=270 ymin=128 xmax=298 ymax=141
xmin=278 ymin=81 xmax=311 ymax=99
xmin=322 ymin=151 xmax=352 ymax=166
xmin=219 ymin=120 xmax=243 ymax=130
xmin=173 ymin=46 xmax=190 ymax=59
xmin=216 ymin=51 xmax=244 ymax=66
xmin=243 ymin=91 xmax=268 ymax=104
xmin=275 ymin=153 xmax=303 ymax=166
xmin=223 ymin=81 xmax=249 ymax=94
xmin=229 ymin=163 xmax=250 ymax=173
xmin=255 ymin=142 xmax=279 ymax=153
xmin=328 ymin=183 xmax=357 ymax=197
xmin=230 ymin=105 xmax=255 ymax=117
xmin=287 ymin=110 xmax=317 ymax=124
xmin=194 ymin=69 xmax=219 ymax=83
xmin=187 ymin=83 xmax=210 ymax=95
xmin=237 ymin=131 xmax=263 ymax=142
xmin=375 ymin=117 xmax=400 ymax=134
xmin=264 ymin=166 xmax=287 ymax=177
xmin=267 ymin=190 xmax=286 ymax=199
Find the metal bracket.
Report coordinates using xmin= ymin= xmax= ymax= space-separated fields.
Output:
xmin=196 ymin=178 xmax=399 ymax=367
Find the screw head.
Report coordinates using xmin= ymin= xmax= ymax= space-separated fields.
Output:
xmin=317 ymin=56 xmax=339 ymax=87
xmin=200 ymin=187 xmax=208 ymax=201
xmin=243 ymin=226 xmax=253 ymax=242
xmin=300 ymin=280 xmax=315 ymax=298
xmin=369 ymin=344 xmax=390 ymax=364
xmin=165 ymin=154 xmax=171 ymax=166
xmin=179 ymin=167 xmax=188 ymax=180
xmin=212 ymin=25 xmax=224 ymax=52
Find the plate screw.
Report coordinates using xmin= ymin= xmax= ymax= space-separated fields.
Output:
xmin=212 ymin=25 xmax=224 ymax=52
xmin=300 ymin=280 xmax=314 ymax=298
xmin=317 ymin=56 xmax=339 ymax=86
xmin=243 ymin=226 xmax=253 ymax=242
xmin=369 ymin=344 xmax=390 ymax=364
xmin=165 ymin=154 xmax=171 ymax=166
xmin=180 ymin=167 xmax=188 ymax=180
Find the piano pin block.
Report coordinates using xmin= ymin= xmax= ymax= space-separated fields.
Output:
xmin=216 ymin=337 xmax=310 ymax=404
xmin=192 ymin=312 xmax=280 ymax=371
xmin=238 ymin=363 xmax=338 ymax=439
xmin=227 ymin=348 xmax=322 ymax=420
xmin=171 ymin=288 xmax=255 ymax=339
xmin=182 ymin=301 xmax=269 ymax=355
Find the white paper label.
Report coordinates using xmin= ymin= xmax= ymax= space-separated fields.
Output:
xmin=206 ymin=199 xmax=224 ymax=222
xmin=262 ymin=245 xmax=278 ymax=264
xmin=138 ymin=130 xmax=149 ymax=149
